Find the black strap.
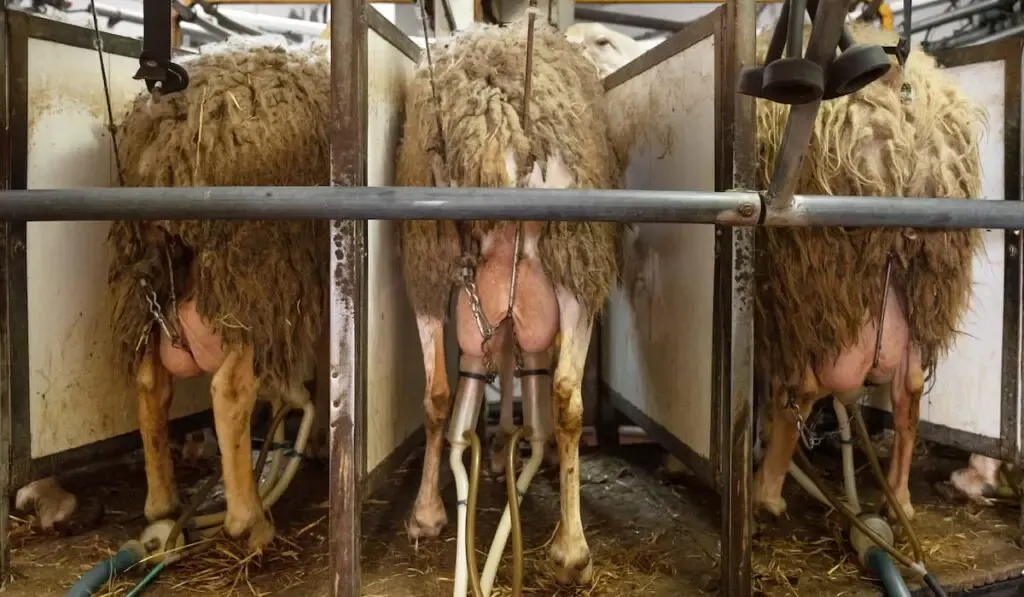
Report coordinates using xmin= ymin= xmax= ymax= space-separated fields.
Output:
xmin=518 ymin=368 xmax=550 ymax=377
xmin=459 ymin=371 xmax=491 ymax=382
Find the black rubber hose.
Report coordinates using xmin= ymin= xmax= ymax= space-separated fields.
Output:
xmin=923 ymin=573 xmax=948 ymax=597
xmin=866 ymin=548 xmax=913 ymax=597
xmin=765 ymin=0 xmax=791 ymax=64
xmin=787 ymin=0 xmax=808 ymax=59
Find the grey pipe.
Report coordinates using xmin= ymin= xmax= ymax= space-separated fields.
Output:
xmin=90 ymin=1 xmax=221 ymax=44
xmin=572 ymin=8 xmax=686 ymax=32
xmin=965 ymin=20 xmax=1024 ymax=46
xmin=906 ymin=0 xmax=1008 ymax=33
xmin=0 ymin=187 xmax=760 ymax=224
xmin=2 ymin=187 xmax=1024 ymax=229
xmin=171 ymin=0 xmax=234 ymax=40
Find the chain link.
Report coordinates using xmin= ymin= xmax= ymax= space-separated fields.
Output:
xmin=790 ymin=396 xmax=858 ymax=451
xmin=134 ymin=243 xmax=189 ymax=354
xmin=458 ymin=224 xmax=524 ymax=378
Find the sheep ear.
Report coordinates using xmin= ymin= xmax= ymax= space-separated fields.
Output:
xmin=503 ymin=148 xmax=519 ymax=187
xmin=543 ymin=152 xmax=573 ymax=188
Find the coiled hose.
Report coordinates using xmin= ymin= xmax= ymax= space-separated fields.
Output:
xmin=64 ymin=541 xmax=146 ymax=597
xmin=64 ymin=405 xmax=292 ymax=597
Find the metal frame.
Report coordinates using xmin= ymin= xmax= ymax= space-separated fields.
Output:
xmin=0 ymin=9 xmax=215 ymax=492
xmin=860 ymin=37 xmax=1024 ymax=465
xmin=599 ymin=7 xmax=757 ymax=595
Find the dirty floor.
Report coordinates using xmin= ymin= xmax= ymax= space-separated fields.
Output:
xmin=3 ymin=440 xmax=720 ymax=597
xmin=753 ymin=440 xmax=1024 ymax=597
xmin=4 ymin=437 xmax=1024 ymax=596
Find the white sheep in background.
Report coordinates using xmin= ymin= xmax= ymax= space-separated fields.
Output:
xmin=565 ymin=22 xmax=646 ymax=77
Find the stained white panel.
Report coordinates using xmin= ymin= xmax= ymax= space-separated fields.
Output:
xmin=924 ymin=60 xmax=1006 ymax=439
xmin=867 ymin=60 xmax=1006 ymax=443
xmin=26 ymin=37 xmax=210 ymax=458
xmin=602 ymin=36 xmax=717 ymax=459
xmin=365 ymin=27 xmax=424 ymax=474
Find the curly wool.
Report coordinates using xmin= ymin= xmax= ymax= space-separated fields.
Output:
xmin=107 ymin=42 xmax=330 ymax=388
xmin=395 ymin=19 xmax=623 ymax=320
xmin=754 ymin=24 xmax=985 ymax=389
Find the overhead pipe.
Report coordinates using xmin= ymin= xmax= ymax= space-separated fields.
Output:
xmin=964 ymin=19 xmax=1024 ymax=45
xmin=170 ymin=0 xmax=234 ymax=40
xmin=190 ymin=0 xmax=262 ymax=35
xmin=904 ymin=0 xmax=1010 ymax=34
xmin=921 ymin=23 xmax=997 ymax=51
xmin=572 ymin=7 xmax=687 ymax=31
xmin=9 ymin=187 xmax=1024 ymax=229
xmin=90 ymin=1 xmax=221 ymax=44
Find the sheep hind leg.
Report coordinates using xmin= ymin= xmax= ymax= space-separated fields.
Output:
xmin=407 ymin=313 xmax=451 ymax=539
xmin=886 ymin=347 xmax=923 ymax=521
xmin=138 ymin=336 xmax=181 ymax=522
xmin=754 ymin=373 xmax=815 ymax=517
xmin=213 ymin=345 xmax=274 ymax=551
xmin=549 ymin=287 xmax=594 ymax=586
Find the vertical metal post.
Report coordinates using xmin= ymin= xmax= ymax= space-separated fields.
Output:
xmin=327 ymin=0 xmax=367 ymax=593
xmin=0 ymin=222 xmax=11 ymax=586
xmin=718 ymin=0 xmax=756 ymax=595
xmin=0 ymin=8 xmax=13 ymax=582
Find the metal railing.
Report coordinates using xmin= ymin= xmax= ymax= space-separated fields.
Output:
xmin=0 ymin=186 xmax=1020 ymax=229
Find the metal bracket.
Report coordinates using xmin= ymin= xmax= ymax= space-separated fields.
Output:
xmin=133 ymin=0 xmax=190 ymax=94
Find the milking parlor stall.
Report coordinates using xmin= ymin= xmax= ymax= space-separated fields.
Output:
xmin=2 ymin=0 xmax=1024 ymax=595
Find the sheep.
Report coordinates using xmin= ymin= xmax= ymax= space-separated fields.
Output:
xmin=752 ymin=23 xmax=982 ymax=520
xmin=395 ymin=19 xmax=623 ymax=585
xmin=107 ymin=37 xmax=330 ymax=551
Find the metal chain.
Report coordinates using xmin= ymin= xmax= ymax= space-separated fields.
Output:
xmin=459 ymin=224 xmax=525 ymax=377
xmin=789 ymin=394 xmax=861 ymax=450
xmin=134 ymin=245 xmax=189 ymax=353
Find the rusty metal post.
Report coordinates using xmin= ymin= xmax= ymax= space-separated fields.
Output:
xmin=719 ymin=0 xmax=756 ymax=594
xmin=326 ymin=0 xmax=367 ymax=592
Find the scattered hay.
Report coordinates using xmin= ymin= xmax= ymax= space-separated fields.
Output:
xmin=485 ymin=526 xmax=677 ymax=597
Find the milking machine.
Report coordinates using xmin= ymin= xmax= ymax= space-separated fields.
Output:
xmin=446 ymin=347 xmax=553 ymax=597
xmin=786 ymin=398 xmax=948 ymax=597
xmin=65 ymin=396 xmax=315 ymax=597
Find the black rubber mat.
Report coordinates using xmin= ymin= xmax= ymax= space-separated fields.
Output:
xmin=912 ymin=576 xmax=1024 ymax=597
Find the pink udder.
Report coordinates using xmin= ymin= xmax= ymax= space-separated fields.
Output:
xmin=816 ymin=290 xmax=910 ymax=393
xmin=158 ymin=298 xmax=226 ymax=378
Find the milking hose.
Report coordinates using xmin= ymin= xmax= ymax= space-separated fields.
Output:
xmin=66 ymin=406 xmax=291 ymax=597
xmin=791 ymin=449 xmax=947 ymax=596
xmin=867 ymin=548 xmax=912 ymax=597
xmin=506 ymin=428 xmax=525 ymax=597
xmin=466 ymin=431 xmax=485 ymax=597
xmin=849 ymin=407 xmax=924 ymax=563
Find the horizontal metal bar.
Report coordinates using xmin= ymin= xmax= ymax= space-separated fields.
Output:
xmin=0 ymin=187 xmax=759 ymax=224
xmin=764 ymin=195 xmax=1024 ymax=229
xmin=0 ymin=187 xmax=1022 ymax=229
xmin=573 ymin=7 xmax=687 ymax=31
xmin=908 ymin=0 xmax=1008 ymax=33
